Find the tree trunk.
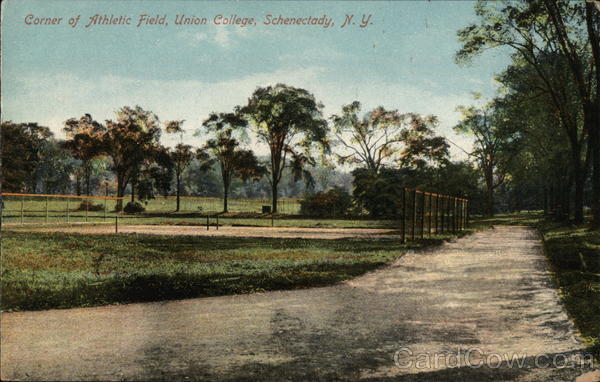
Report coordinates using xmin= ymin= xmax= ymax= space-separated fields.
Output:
xmin=115 ymin=176 xmax=125 ymax=212
xmin=589 ymin=104 xmax=600 ymax=226
xmin=176 ymin=174 xmax=181 ymax=212
xmin=271 ymin=182 xmax=278 ymax=213
xmin=223 ymin=184 xmax=229 ymax=213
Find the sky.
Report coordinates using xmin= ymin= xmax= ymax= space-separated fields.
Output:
xmin=1 ymin=0 xmax=511 ymax=159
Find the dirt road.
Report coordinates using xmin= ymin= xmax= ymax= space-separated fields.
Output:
xmin=9 ymin=224 xmax=398 ymax=240
xmin=1 ymin=226 xmax=596 ymax=381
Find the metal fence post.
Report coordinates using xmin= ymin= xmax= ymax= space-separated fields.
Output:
xmin=45 ymin=196 xmax=49 ymax=223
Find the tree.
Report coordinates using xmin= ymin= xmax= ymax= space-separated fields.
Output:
xmin=331 ymin=101 xmax=449 ymax=174
xmin=241 ymin=84 xmax=329 ymax=212
xmin=0 ymin=122 xmax=52 ymax=192
xmin=456 ymin=0 xmax=599 ymax=224
xmin=164 ymin=120 xmax=193 ymax=212
xmin=201 ymin=112 xmax=265 ymax=212
xmin=454 ymin=98 xmax=517 ymax=216
xmin=102 ymin=106 xmax=162 ymax=211
xmin=63 ymin=114 xmax=105 ymax=196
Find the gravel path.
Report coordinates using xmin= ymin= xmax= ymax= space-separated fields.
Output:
xmin=1 ymin=226 xmax=596 ymax=381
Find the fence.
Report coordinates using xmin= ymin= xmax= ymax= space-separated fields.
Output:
xmin=398 ymin=188 xmax=468 ymax=243
xmin=0 ymin=193 xmax=301 ymax=223
xmin=0 ymin=190 xmax=469 ymax=238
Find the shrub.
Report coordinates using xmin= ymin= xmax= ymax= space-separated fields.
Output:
xmin=123 ymin=201 xmax=145 ymax=214
xmin=300 ymin=187 xmax=352 ymax=217
xmin=76 ymin=200 xmax=104 ymax=211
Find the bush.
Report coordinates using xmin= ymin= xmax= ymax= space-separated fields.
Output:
xmin=123 ymin=201 xmax=145 ymax=214
xmin=300 ymin=187 xmax=352 ymax=218
xmin=76 ymin=200 xmax=104 ymax=211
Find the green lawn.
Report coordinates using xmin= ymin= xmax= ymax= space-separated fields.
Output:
xmin=473 ymin=211 xmax=600 ymax=358
xmin=1 ymin=230 xmax=454 ymax=312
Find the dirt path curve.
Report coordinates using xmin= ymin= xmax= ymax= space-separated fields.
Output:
xmin=1 ymin=226 xmax=596 ymax=381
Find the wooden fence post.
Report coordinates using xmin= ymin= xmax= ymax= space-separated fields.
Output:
xmin=45 ymin=196 xmax=49 ymax=223
xmin=104 ymin=197 xmax=107 ymax=221
xmin=401 ymin=188 xmax=406 ymax=243
xmin=420 ymin=192 xmax=425 ymax=239
xmin=115 ymin=215 xmax=118 ymax=233
xmin=427 ymin=193 xmax=432 ymax=237
xmin=411 ymin=189 xmax=417 ymax=241
xmin=466 ymin=200 xmax=469 ymax=228
xmin=85 ymin=197 xmax=89 ymax=222
xmin=206 ymin=215 xmax=209 ymax=231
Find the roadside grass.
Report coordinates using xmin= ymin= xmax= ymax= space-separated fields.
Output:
xmin=1 ymin=230 xmax=453 ymax=312
xmin=473 ymin=211 xmax=600 ymax=358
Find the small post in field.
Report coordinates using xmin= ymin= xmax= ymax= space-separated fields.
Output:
xmin=45 ymin=196 xmax=49 ymax=223
xmin=216 ymin=214 xmax=219 ymax=230
xmin=66 ymin=197 xmax=70 ymax=223
xmin=466 ymin=200 xmax=469 ymax=228
xmin=115 ymin=215 xmax=118 ymax=233
xmin=104 ymin=198 xmax=107 ymax=221
xmin=206 ymin=215 xmax=209 ymax=231
xmin=85 ymin=197 xmax=89 ymax=222
xmin=271 ymin=213 xmax=274 ymax=227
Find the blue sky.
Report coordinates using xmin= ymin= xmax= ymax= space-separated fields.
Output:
xmin=1 ymin=0 xmax=510 ymax=158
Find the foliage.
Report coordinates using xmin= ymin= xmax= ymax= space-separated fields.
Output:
xmin=299 ymin=187 xmax=353 ymax=218
xmin=63 ymin=114 xmax=106 ymax=195
xmin=331 ymin=101 xmax=449 ymax=174
xmin=102 ymin=106 xmax=163 ymax=210
xmin=200 ymin=111 xmax=266 ymax=212
xmin=123 ymin=201 xmax=146 ymax=214
xmin=240 ymin=83 xmax=330 ymax=212
xmin=0 ymin=122 xmax=53 ymax=192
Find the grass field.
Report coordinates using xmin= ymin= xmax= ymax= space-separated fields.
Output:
xmin=0 ymin=230 xmax=461 ymax=312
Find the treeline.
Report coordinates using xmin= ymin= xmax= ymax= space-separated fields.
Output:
xmin=454 ymin=0 xmax=599 ymax=226
xmin=2 ymin=83 xmax=488 ymax=216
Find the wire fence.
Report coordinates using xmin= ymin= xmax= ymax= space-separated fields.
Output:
xmin=0 ymin=190 xmax=469 ymax=239
xmin=0 ymin=192 xmax=301 ymax=224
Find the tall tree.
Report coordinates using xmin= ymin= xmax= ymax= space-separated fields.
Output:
xmin=164 ymin=120 xmax=193 ymax=212
xmin=454 ymin=98 xmax=516 ymax=216
xmin=102 ymin=106 xmax=162 ymax=211
xmin=240 ymin=84 xmax=329 ymax=212
xmin=201 ymin=112 xmax=265 ymax=212
xmin=63 ymin=114 xmax=106 ymax=196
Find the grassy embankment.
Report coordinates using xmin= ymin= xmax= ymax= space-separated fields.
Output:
xmin=474 ymin=211 xmax=600 ymax=358
xmin=1 ymin=229 xmax=460 ymax=312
